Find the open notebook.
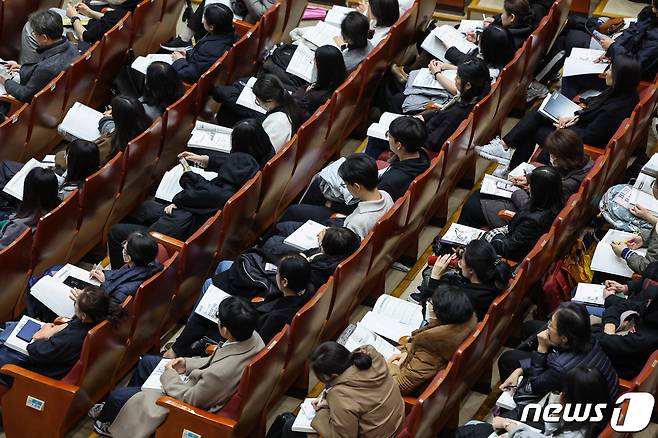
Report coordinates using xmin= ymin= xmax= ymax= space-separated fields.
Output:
xmin=291 ymin=397 xmax=319 ymax=433
xmin=131 ymin=54 xmax=174 ymax=75
xmin=440 ymin=223 xmax=484 ymax=246
xmin=59 ymin=102 xmax=104 ymax=141
xmin=30 ymin=264 xmax=100 ymax=318
xmin=236 ymin=77 xmax=267 ymax=114
xmin=155 ymin=164 xmax=218 ymax=203
xmin=420 ymin=25 xmax=477 ymax=62
xmin=411 ymin=68 xmax=457 ymax=90
xmin=302 ymin=21 xmax=342 ymax=48
xmin=572 ymin=283 xmax=605 ymax=307
xmin=367 ymin=112 xmax=404 ymax=140
xmin=286 ymin=43 xmax=317 ymax=83
xmin=188 ymin=121 xmax=233 ymax=153
xmin=193 ymin=285 xmax=231 ymax=324
xmin=337 ymin=323 xmax=400 ymax=360
xmin=141 ymin=358 xmax=189 ymax=392
xmin=283 ymin=220 xmax=328 ymax=252
xmin=629 ymin=173 xmax=658 ymax=215
xmin=2 ymin=158 xmax=54 ymax=201
xmin=591 ymin=229 xmax=647 ymax=277
xmin=360 ymin=295 xmax=423 ymax=342
xmin=480 ymin=174 xmax=519 ymax=199
xmin=562 ymin=48 xmax=608 ymax=77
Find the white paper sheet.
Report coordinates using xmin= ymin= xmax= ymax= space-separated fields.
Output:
xmin=59 ymin=102 xmax=104 ymax=141
xmin=496 ymin=389 xmax=517 ymax=410
xmin=302 ymin=21 xmax=341 ymax=48
xmin=131 ymin=54 xmax=174 ymax=75
xmin=480 ymin=174 xmax=519 ymax=199
xmin=324 ymin=5 xmax=353 ymax=26
xmin=291 ymin=398 xmax=318 ymax=433
xmin=421 ymin=25 xmax=477 ymax=62
xmin=286 ymin=43 xmax=317 ymax=83
xmin=5 ymin=315 xmax=44 ymax=356
xmin=591 ymin=229 xmax=647 ymax=277
xmin=562 ymin=49 xmax=608 ymax=77
xmin=641 ymin=153 xmax=658 ymax=178
xmin=629 ymin=188 xmax=658 ymax=215
xmin=194 ymin=285 xmax=231 ymax=323
xmin=236 ymin=77 xmax=267 ymax=114
xmin=188 ymin=121 xmax=233 ymax=153
xmin=373 ymin=295 xmax=424 ymax=328
xmin=366 ymin=112 xmax=403 ymax=140
xmin=283 ymin=220 xmax=327 ymax=251
xmin=2 ymin=158 xmax=53 ymax=201
xmin=29 ymin=276 xmax=76 ymax=318
xmin=155 ymin=164 xmax=218 ymax=203
xmin=508 ymin=162 xmax=536 ymax=178
xmin=140 ymin=358 xmax=189 ymax=391
xmin=441 ymin=223 xmax=485 ymax=246
xmin=411 ymin=68 xmax=457 ymax=90
xmin=342 ymin=323 xmax=400 ymax=360
xmin=573 ymin=283 xmax=605 ymax=306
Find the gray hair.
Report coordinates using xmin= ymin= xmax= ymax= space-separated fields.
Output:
xmin=29 ymin=10 xmax=63 ymax=40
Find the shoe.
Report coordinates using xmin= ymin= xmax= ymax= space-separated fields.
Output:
xmin=492 ymin=164 xmax=510 ymax=179
xmin=407 ymin=292 xmax=422 ymax=304
xmin=93 ymin=420 xmax=112 ymax=437
xmin=88 ymin=402 xmax=105 ymax=420
xmin=651 ymin=117 xmax=658 ymax=140
xmin=475 ymin=137 xmax=512 ymax=165
xmin=526 ymin=81 xmax=549 ymax=103
xmin=390 ymin=64 xmax=409 ymax=83
xmin=160 ymin=36 xmax=192 ymax=52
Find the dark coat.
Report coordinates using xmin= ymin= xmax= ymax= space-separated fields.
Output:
xmin=173 ymin=152 xmax=260 ymax=216
xmin=423 ymin=100 xmax=474 ymax=151
xmin=492 ymin=15 xmax=534 ymax=50
xmin=172 ymin=32 xmax=239 ymax=83
xmin=102 ymin=262 xmax=163 ymax=305
xmin=422 ymin=275 xmax=502 ymax=321
xmin=491 ymin=208 xmax=557 ymax=262
xmin=5 ymin=39 xmax=79 ymax=102
xmin=607 ymin=6 xmax=658 ymax=81
xmin=292 ymin=86 xmax=332 ymax=120
xmin=82 ymin=0 xmax=140 ymax=43
xmin=26 ymin=318 xmax=95 ymax=379
xmin=254 ymin=293 xmax=310 ymax=343
xmin=379 ymin=152 xmax=430 ymax=201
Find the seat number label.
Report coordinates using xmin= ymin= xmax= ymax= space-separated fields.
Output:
xmin=26 ymin=396 xmax=45 ymax=411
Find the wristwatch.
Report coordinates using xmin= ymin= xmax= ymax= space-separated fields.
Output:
xmin=70 ymin=16 xmax=81 ymax=24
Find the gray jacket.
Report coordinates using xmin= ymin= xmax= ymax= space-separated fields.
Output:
xmin=0 ymin=214 xmax=39 ymax=251
xmin=627 ymin=224 xmax=658 ymax=273
xmin=342 ymin=42 xmax=374 ymax=72
xmin=235 ymin=0 xmax=276 ymax=23
xmin=5 ymin=39 xmax=78 ymax=103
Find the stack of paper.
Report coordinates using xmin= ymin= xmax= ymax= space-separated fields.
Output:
xmin=283 ymin=220 xmax=328 ymax=251
xmin=194 ymin=285 xmax=231 ymax=323
xmin=141 ymin=358 xmax=189 ymax=391
xmin=572 ymin=283 xmax=605 ymax=307
xmin=562 ymin=48 xmax=608 ymax=77
xmin=131 ymin=54 xmax=174 ymax=75
xmin=366 ymin=112 xmax=404 ymax=140
xmin=360 ymin=295 xmax=423 ymax=342
xmin=440 ymin=223 xmax=484 ymax=246
xmin=236 ymin=77 xmax=267 ymax=114
xmin=286 ymin=43 xmax=317 ymax=83
xmin=59 ymin=102 xmax=104 ymax=141
xmin=339 ymin=323 xmax=400 ymax=360
xmin=508 ymin=162 xmax=536 ymax=178
xmin=496 ymin=389 xmax=517 ymax=410
xmin=291 ymin=398 xmax=318 ymax=433
xmin=457 ymin=20 xmax=484 ymax=33
xmin=302 ymin=21 xmax=342 ymax=48
xmin=323 ymin=5 xmax=353 ymax=26
xmin=641 ymin=153 xmax=658 ymax=178
xmin=188 ymin=121 xmax=233 ymax=153
xmin=420 ymin=25 xmax=477 ymax=62
xmin=5 ymin=315 xmax=45 ymax=355
xmin=2 ymin=158 xmax=53 ymax=201
xmin=29 ymin=264 xmax=100 ymax=318
xmin=630 ymin=173 xmax=658 ymax=215
xmin=155 ymin=164 xmax=218 ymax=203
xmin=480 ymin=174 xmax=519 ymax=199
xmin=537 ymin=91 xmax=582 ymax=123
xmin=411 ymin=68 xmax=457 ymax=90
xmin=591 ymin=229 xmax=647 ymax=277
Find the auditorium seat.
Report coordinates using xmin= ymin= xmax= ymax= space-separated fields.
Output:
xmin=446 ymin=319 xmax=491 ymax=406
xmin=389 ymin=4 xmax=418 ymax=64
xmin=603 ymin=120 xmax=633 ymax=184
xmin=471 ymin=80 xmax=502 ymax=147
xmin=325 ymin=68 xmax=365 ymax=149
xmin=0 ymin=104 xmax=30 ymax=162
xmin=62 ymin=42 xmax=101 ymax=114
xmin=130 ymin=0 xmax=164 ymax=56
xmin=497 ymin=45 xmax=527 ymax=120
xmin=525 ymin=16 xmax=556 ymax=87
xmin=227 ymin=24 xmax=263 ymax=84
xmin=147 ymin=0 xmax=186 ymax=54
xmin=23 ymin=72 xmax=67 ymax=159
xmin=195 ymin=53 xmax=229 ymax=119
xmin=0 ymin=229 xmax=32 ymax=324
xmin=256 ymin=1 xmax=284 ymax=58
xmin=0 ymin=0 xmax=38 ymax=60
xmin=155 ymin=327 xmax=289 ymax=438
xmin=281 ymin=0 xmax=308 ymax=43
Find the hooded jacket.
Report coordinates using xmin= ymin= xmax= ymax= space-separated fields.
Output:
xmin=606 ymin=6 xmax=658 ymax=81
xmin=311 ymin=345 xmax=405 ymax=438
xmin=423 ymin=100 xmax=475 ymax=151
xmin=254 ymin=292 xmax=311 ymax=343
xmin=102 ymin=262 xmax=163 ymax=305
xmin=378 ymin=151 xmax=430 ymax=201
xmin=388 ymin=314 xmax=477 ymax=395
xmin=173 ymin=152 xmax=260 ymax=216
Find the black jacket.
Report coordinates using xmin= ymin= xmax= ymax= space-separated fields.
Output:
xmin=172 ymin=32 xmax=239 ymax=83
xmin=424 ymin=100 xmax=474 ymax=151
xmin=595 ymin=269 xmax=658 ymax=379
xmin=422 ymin=275 xmax=502 ymax=321
xmin=293 ymin=86 xmax=332 ymax=120
xmin=254 ymin=293 xmax=310 ymax=343
xmin=82 ymin=0 xmax=140 ymax=43
xmin=491 ymin=208 xmax=557 ymax=262
xmin=173 ymin=152 xmax=260 ymax=216
xmin=26 ymin=319 xmax=95 ymax=379
xmin=492 ymin=15 xmax=534 ymax=50
xmin=379 ymin=151 xmax=430 ymax=201
xmin=607 ymin=6 xmax=658 ymax=81
xmin=570 ymin=90 xmax=639 ymax=148
xmin=102 ymin=262 xmax=164 ymax=306
xmin=304 ymin=249 xmax=346 ymax=291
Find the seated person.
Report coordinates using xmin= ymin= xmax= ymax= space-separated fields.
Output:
xmin=1 ymin=10 xmax=79 ymax=109
xmin=498 ymin=302 xmax=618 ymax=420
xmin=337 ymin=11 xmax=375 ymax=72
xmin=484 ymin=0 xmax=536 ymax=50
xmin=25 ymin=232 xmax=163 ymax=321
xmin=107 ymin=118 xmax=270 ymax=267
xmin=357 ymin=0 xmax=400 ymax=47
xmin=460 ymin=129 xmax=593 ymax=229
xmin=170 ymin=4 xmax=238 ymax=84
xmin=166 ymin=254 xmax=313 ymax=358
xmin=594 ymin=262 xmax=658 ymax=379
xmin=478 ymin=166 xmax=564 ymax=262
xmin=161 ymin=0 xmax=276 ymax=51
xmin=388 ymin=286 xmax=477 ymax=395
xmin=90 ymin=296 xmax=265 ymax=437
xmin=0 ymin=168 xmax=61 ymax=250
xmin=0 ymin=285 xmax=125 ymax=387
xmin=476 ymin=55 xmax=641 ymax=171
xmin=412 ymin=240 xmax=512 ymax=320
xmin=276 ymin=154 xmax=395 ymax=240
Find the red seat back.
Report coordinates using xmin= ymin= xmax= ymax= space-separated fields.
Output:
xmin=257 ymin=1 xmax=284 ymax=57
xmin=446 ymin=319 xmax=490 ymax=409
xmin=226 ymin=23 xmax=263 ymax=83
xmin=0 ymin=104 xmax=30 ymax=162
xmin=497 ymin=42 xmax=528 ymax=118
xmin=482 ymin=287 xmax=518 ymax=366
xmin=62 ymin=42 xmax=102 ymax=113
xmin=526 ymin=16 xmax=555 ymax=84
xmin=471 ymin=80 xmax=502 ymax=146
xmin=281 ymin=0 xmax=308 ymax=42
xmin=70 ymin=153 xmax=123 ymax=261
xmin=130 ymin=0 xmax=164 ymax=56
xmin=415 ymin=0 xmax=435 ymax=34
xmin=409 ymin=363 xmax=458 ymax=438
xmin=24 ymin=72 xmax=67 ymax=159
xmin=605 ymin=120 xmax=633 ymax=185
xmin=326 ymin=67 xmax=365 ymax=148
xmin=634 ymin=351 xmax=658 ymax=396
xmin=389 ymin=4 xmax=418 ymax=63
xmin=630 ymin=84 xmax=658 ymax=151
xmin=147 ymin=0 xmax=185 ymax=54
xmin=195 ymin=53 xmax=229 ymax=118
xmin=0 ymin=0 xmax=37 ymax=60
xmin=358 ymin=36 xmax=392 ymax=114
xmin=0 ymin=229 xmax=32 ymax=324
xmin=402 ymin=155 xmax=444 ymax=246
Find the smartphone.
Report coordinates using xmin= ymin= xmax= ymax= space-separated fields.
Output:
xmin=16 ymin=320 xmax=42 ymax=342
xmin=179 ymin=157 xmax=191 ymax=172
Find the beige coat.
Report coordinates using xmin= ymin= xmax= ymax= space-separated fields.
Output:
xmin=388 ymin=315 xmax=477 ymax=395
xmin=311 ymin=345 xmax=405 ymax=438
xmin=109 ymin=333 xmax=265 ymax=438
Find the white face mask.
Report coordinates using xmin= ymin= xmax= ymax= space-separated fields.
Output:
xmin=424 ymin=302 xmax=435 ymax=322
xmin=122 ymin=247 xmax=130 ymax=264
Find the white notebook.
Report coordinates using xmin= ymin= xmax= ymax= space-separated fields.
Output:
xmin=286 ymin=43 xmax=317 ymax=83
xmin=420 ymin=25 xmax=477 ymax=62
xmin=366 ymin=112 xmax=404 ymax=140
xmin=2 ymin=158 xmax=53 ymax=201
xmin=194 ymin=285 xmax=231 ymax=323
xmin=641 ymin=153 xmax=658 ymax=178
xmin=59 ymin=102 xmax=104 ymax=141
xmin=572 ymin=283 xmax=605 ymax=307
xmin=441 ymin=223 xmax=485 ymax=246
xmin=141 ymin=358 xmax=189 ymax=392
xmin=563 ymin=48 xmax=608 ymax=77
xmin=131 ymin=54 xmax=174 ymax=75
xmin=235 ymin=77 xmax=267 ymax=114
xmin=188 ymin=121 xmax=233 ymax=153
xmin=591 ymin=229 xmax=647 ymax=277
xmin=630 ymin=173 xmax=658 ymax=214
xmin=302 ymin=21 xmax=341 ymax=48
xmin=324 ymin=5 xmax=353 ymax=26
xmin=154 ymin=164 xmax=218 ymax=203
xmin=339 ymin=323 xmax=400 ymax=360
xmin=480 ymin=174 xmax=519 ymax=199
xmin=411 ymin=68 xmax=457 ymax=90
xmin=291 ymin=398 xmax=319 ymax=433
xmin=360 ymin=295 xmax=423 ymax=342
xmin=283 ymin=220 xmax=328 ymax=252
xmin=5 ymin=315 xmax=45 ymax=356
xmin=457 ymin=20 xmax=484 ymax=33
xmin=508 ymin=162 xmax=536 ymax=179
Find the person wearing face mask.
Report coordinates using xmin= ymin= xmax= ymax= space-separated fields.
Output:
xmin=164 ymin=254 xmax=312 ymax=359
xmin=411 ymin=240 xmax=513 ymax=320
xmin=387 ymin=286 xmax=476 ymax=395
xmin=475 ymin=55 xmax=640 ymax=173
xmin=497 ymin=302 xmax=618 ymax=420
xmin=24 ymin=232 xmax=163 ymax=322
xmin=0 ymin=286 xmax=126 ymax=387
xmin=459 ymin=129 xmax=593 ymax=230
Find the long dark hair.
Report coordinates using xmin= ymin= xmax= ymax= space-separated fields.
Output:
xmin=314 ymin=45 xmax=347 ymax=92
xmin=457 ymin=57 xmax=491 ymax=103
xmin=479 ymin=25 xmax=515 ymax=69
xmin=608 ymin=54 xmax=641 ymax=95
xmin=65 ymin=139 xmax=100 ymax=186
xmin=110 ymin=95 xmax=151 ymax=155
xmin=310 ymin=341 xmax=373 ymax=382
xmin=462 ymin=240 xmax=512 ymax=290
xmin=528 ymin=166 xmax=564 ymax=215
xmin=253 ymin=74 xmax=302 ymax=131
xmin=16 ymin=168 xmax=60 ymax=219
xmin=370 ymin=0 xmax=399 ymax=27
xmin=142 ymin=61 xmax=185 ymax=114
xmin=230 ymin=119 xmax=275 ymax=167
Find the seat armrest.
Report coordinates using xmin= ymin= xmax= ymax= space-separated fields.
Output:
xmin=497 ymin=210 xmax=516 ymax=221
xmin=583 ymin=144 xmax=605 ymax=158
xmin=149 ymin=232 xmax=185 ymax=252
xmin=0 ymin=95 xmax=23 ymax=116
xmin=155 ymin=396 xmax=236 ymax=437
xmin=618 ymin=378 xmax=633 ymax=392
xmin=234 ymin=20 xmax=253 ymax=37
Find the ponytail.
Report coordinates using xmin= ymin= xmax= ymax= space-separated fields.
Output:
xmin=310 ymin=341 xmax=373 ymax=380
xmin=350 ymin=351 xmax=373 ymax=370
xmin=463 ymin=240 xmax=512 ymax=290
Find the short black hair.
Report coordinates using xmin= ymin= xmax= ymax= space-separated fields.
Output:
xmin=321 ymin=227 xmax=360 ymax=256
xmin=278 ymin=254 xmax=311 ymax=293
xmin=338 ymin=154 xmax=379 ymax=191
xmin=370 ymin=0 xmax=399 ymax=27
xmin=217 ymin=296 xmax=258 ymax=341
xmin=553 ymin=302 xmax=592 ymax=354
xmin=341 ymin=11 xmax=370 ymax=49
xmin=388 ymin=116 xmax=427 ymax=153
xmin=29 ymin=10 xmax=63 ymax=40
xmin=431 ymin=285 xmax=474 ymax=324
xmin=204 ymin=3 xmax=234 ymax=34
xmin=125 ymin=232 xmax=158 ymax=267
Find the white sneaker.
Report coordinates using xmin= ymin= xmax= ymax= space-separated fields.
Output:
xmin=527 ymin=81 xmax=549 ymax=103
xmin=88 ymin=402 xmax=105 ymax=420
xmin=651 ymin=116 xmax=658 ymax=140
xmin=492 ymin=164 xmax=510 ymax=179
xmin=475 ymin=137 xmax=512 ymax=165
